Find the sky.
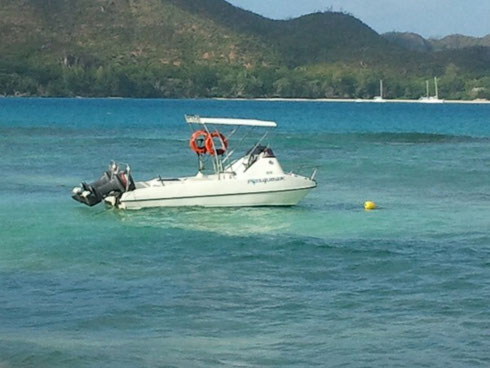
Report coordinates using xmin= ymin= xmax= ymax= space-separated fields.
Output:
xmin=226 ymin=0 xmax=490 ymax=38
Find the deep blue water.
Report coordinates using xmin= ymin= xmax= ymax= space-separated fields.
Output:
xmin=1 ymin=98 xmax=489 ymax=367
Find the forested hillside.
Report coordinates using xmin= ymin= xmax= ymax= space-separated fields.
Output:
xmin=0 ymin=0 xmax=489 ymax=99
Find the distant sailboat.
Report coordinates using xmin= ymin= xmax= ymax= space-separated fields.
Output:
xmin=373 ymin=80 xmax=385 ymax=102
xmin=419 ymin=77 xmax=444 ymax=103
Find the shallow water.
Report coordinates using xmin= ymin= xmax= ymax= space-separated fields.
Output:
xmin=1 ymin=98 xmax=489 ymax=367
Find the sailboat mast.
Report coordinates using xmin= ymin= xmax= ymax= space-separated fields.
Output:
xmin=434 ymin=77 xmax=439 ymax=99
xmin=380 ymin=80 xmax=383 ymax=99
xmin=426 ymin=80 xmax=430 ymax=98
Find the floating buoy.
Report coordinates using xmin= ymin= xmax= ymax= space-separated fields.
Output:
xmin=364 ymin=201 xmax=377 ymax=210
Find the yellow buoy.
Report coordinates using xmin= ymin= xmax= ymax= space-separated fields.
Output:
xmin=364 ymin=201 xmax=377 ymax=210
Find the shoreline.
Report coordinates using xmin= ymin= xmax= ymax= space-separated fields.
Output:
xmin=215 ymin=97 xmax=490 ymax=104
xmin=1 ymin=95 xmax=489 ymax=104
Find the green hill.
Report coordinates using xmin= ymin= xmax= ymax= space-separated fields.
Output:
xmin=383 ymin=32 xmax=433 ymax=52
xmin=0 ymin=0 xmax=488 ymax=99
xmin=383 ymin=31 xmax=490 ymax=53
xmin=169 ymin=0 xmax=396 ymax=65
xmin=0 ymin=0 xmax=277 ymax=66
xmin=430 ymin=34 xmax=490 ymax=51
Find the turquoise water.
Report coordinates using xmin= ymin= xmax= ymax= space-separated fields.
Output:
xmin=1 ymin=98 xmax=489 ymax=367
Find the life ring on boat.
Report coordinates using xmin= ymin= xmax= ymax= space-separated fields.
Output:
xmin=189 ymin=130 xmax=209 ymax=155
xmin=205 ymin=131 xmax=228 ymax=155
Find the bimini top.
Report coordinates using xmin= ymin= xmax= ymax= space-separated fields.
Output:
xmin=185 ymin=115 xmax=277 ymax=128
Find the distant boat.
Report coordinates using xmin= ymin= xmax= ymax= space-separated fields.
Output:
xmin=419 ymin=77 xmax=444 ymax=103
xmin=373 ymin=79 xmax=385 ymax=102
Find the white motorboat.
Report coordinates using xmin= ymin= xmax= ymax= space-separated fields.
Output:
xmin=72 ymin=115 xmax=317 ymax=209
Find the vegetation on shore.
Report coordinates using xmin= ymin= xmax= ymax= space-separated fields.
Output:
xmin=3 ymin=59 xmax=489 ymax=100
xmin=0 ymin=0 xmax=488 ymax=99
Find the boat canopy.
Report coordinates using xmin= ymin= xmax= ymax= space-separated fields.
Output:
xmin=185 ymin=115 xmax=277 ymax=128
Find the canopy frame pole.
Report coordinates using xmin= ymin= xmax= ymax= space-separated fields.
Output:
xmin=201 ymin=123 xmax=220 ymax=176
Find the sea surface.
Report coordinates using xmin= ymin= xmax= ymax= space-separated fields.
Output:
xmin=0 ymin=98 xmax=489 ymax=367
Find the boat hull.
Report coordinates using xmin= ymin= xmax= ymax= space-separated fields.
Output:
xmin=113 ymin=174 xmax=316 ymax=210
xmin=117 ymin=187 xmax=312 ymax=209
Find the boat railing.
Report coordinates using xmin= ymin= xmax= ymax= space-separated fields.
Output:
xmin=289 ymin=165 xmax=318 ymax=181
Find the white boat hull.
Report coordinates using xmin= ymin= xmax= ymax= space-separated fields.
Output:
xmin=418 ymin=98 xmax=444 ymax=104
xmin=114 ymin=171 xmax=315 ymax=209
xmin=117 ymin=186 xmax=313 ymax=209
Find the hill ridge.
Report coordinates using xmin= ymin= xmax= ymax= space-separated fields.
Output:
xmin=0 ymin=0 xmax=488 ymax=99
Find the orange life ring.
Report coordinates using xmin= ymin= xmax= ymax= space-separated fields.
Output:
xmin=205 ymin=131 xmax=228 ymax=155
xmin=189 ymin=130 xmax=208 ymax=155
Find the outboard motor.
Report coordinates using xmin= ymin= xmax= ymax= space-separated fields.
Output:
xmin=72 ymin=162 xmax=135 ymax=207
